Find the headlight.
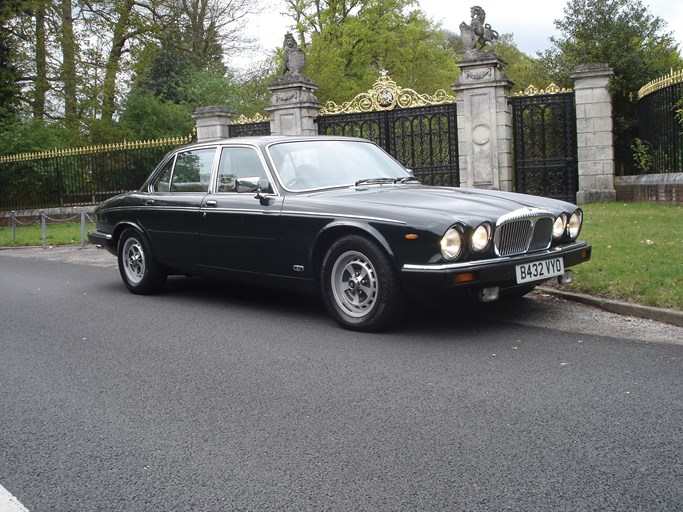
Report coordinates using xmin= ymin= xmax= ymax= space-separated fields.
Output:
xmin=553 ymin=214 xmax=567 ymax=239
xmin=471 ymin=223 xmax=491 ymax=252
xmin=568 ymin=210 xmax=582 ymax=240
xmin=440 ymin=226 xmax=463 ymax=260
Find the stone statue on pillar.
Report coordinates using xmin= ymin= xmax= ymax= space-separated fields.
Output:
xmin=459 ymin=6 xmax=499 ymax=60
xmin=266 ymin=33 xmax=322 ymax=136
xmin=282 ymin=33 xmax=306 ymax=76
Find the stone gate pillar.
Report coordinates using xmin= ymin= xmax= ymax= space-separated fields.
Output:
xmin=191 ymin=106 xmax=234 ymax=142
xmin=264 ymin=75 xmax=322 ymax=136
xmin=452 ymin=56 xmax=514 ymax=191
xmin=570 ymin=63 xmax=616 ymax=203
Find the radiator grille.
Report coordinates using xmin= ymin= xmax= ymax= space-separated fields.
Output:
xmin=494 ymin=209 xmax=554 ymax=257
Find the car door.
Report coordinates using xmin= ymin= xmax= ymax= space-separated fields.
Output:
xmin=137 ymin=146 xmax=217 ymax=265
xmin=200 ymin=146 xmax=284 ymax=275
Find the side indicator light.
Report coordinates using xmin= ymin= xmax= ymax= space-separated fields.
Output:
xmin=405 ymin=234 xmax=419 ymax=240
xmin=453 ymin=272 xmax=475 ymax=284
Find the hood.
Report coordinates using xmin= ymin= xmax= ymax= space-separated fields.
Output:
xmin=303 ymin=184 xmax=571 ymax=224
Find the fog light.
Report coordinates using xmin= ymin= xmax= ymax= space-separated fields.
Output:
xmin=558 ymin=270 xmax=573 ymax=285
xmin=479 ymin=287 xmax=499 ymax=302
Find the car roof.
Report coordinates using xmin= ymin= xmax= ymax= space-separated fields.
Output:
xmin=181 ymin=135 xmax=372 ymax=151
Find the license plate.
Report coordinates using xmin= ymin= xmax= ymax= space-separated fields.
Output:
xmin=515 ymin=257 xmax=564 ymax=284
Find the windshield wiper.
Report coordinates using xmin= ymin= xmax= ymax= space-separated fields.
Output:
xmin=355 ymin=177 xmax=397 ymax=186
xmin=394 ymin=176 xmax=421 ymax=184
xmin=355 ymin=177 xmax=420 ymax=186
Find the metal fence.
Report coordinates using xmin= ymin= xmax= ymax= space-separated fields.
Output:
xmin=511 ymin=85 xmax=578 ymax=203
xmin=637 ymin=70 xmax=683 ymax=174
xmin=227 ymin=113 xmax=271 ymax=138
xmin=0 ymin=135 xmax=193 ymax=211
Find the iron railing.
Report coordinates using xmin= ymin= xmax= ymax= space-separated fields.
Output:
xmin=0 ymin=135 xmax=193 ymax=211
xmin=638 ymin=70 xmax=683 ymax=174
xmin=511 ymin=88 xmax=578 ymax=203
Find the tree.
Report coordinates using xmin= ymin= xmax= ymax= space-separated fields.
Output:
xmin=59 ymin=0 xmax=78 ymax=127
xmin=539 ymin=0 xmax=682 ymax=173
xmin=0 ymin=0 xmax=24 ymax=126
xmin=286 ymin=0 xmax=458 ymax=103
xmin=492 ymin=34 xmax=553 ymax=93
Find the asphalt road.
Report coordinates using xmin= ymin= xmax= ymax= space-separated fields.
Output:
xmin=1 ymin=248 xmax=682 ymax=511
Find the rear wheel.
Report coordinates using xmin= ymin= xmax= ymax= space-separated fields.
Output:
xmin=321 ymin=235 xmax=405 ymax=332
xmin=117 ymin=228 xmax=167 ymax=294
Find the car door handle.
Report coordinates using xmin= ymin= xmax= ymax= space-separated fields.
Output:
xmin=145 ymin=199 xmax=155 ymax=205
xmin=205 ymin=200 xmax=217 ymax=207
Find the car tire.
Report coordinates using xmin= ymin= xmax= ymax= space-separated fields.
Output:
xmin=117 ymin=228 xmax=167 ymax=294
xmin=321 ymin=235 xmax=406 ymax=332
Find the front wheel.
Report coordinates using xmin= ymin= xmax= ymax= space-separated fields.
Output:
xmin=321 ymin=235 xmax=405 ymax=332
xmin=117 ymin=228 xmax=167 ymax=294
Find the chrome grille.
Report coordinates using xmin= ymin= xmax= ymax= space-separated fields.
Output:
xmin=494 ymin=208 xmax=554 ymax=257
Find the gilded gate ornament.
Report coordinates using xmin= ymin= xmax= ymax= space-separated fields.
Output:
xmin=319 ymin=72 xmax=455 ymax=115
xmin=232 ymin=113 xmax=268 ymax=125
xmin=512 ymin=83 xmax=573 ymax=97
xmin=638 ymin=68 xmax=683 ymax=99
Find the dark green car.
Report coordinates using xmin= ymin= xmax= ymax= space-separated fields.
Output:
xmin=88 ymin=136 xmax=591 ymax=332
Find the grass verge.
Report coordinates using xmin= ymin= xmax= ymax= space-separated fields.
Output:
xmin=0 ymin=222 xmax=95 ymax=247
xmin=571 ymin=202 xmax=682 ymax=310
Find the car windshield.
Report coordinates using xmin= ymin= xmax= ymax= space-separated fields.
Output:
xmin=267 ymin=139 xmax=413 ymax=191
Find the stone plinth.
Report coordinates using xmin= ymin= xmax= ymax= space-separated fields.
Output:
xmin=452 ymin=56 xmax=514 ymax=191
xmin=191 ymin=106 xmax=234 ymax=142
xmin=570 ymin=63 xmax=616 ymax=203
xmin=265 ymin=75 xmax=322 ymax=136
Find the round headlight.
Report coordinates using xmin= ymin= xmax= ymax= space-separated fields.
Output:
xmin=553 ymin=214 xmax=567 ymax=239
xmin=471 ymin=223 xmax=491 ymax=252
xmin=440 ymin=226 xmax=463 ymax=260
xmin=568 ymin=210 xmax=582 ymax=240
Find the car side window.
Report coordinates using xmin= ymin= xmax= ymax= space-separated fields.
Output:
xmin=167 ymin=148 xmax=215 ymax=193
xmin=216 ymin=147 xmax=268 ymax=193
xmin=152 ymin=158 xmax=174 ymax=192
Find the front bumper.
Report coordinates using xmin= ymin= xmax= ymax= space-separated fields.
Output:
xmin=400 ymin=241 xmax=592 ymax=294
xmin=87 ymin=230 xmax=116 ymax=255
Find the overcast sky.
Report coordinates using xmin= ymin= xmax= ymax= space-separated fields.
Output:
xmin=236 ymin=0 xmax=683 ymax=68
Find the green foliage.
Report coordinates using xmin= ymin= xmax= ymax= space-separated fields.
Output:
xmin=676 ymin=97 xmax=683 ymax=128
xmin=493 ymin=34 xmax=553 ymax=93
xmin=0 ymin=120 xmax=78 ymax=156
xmin=119 ymin=91 xmax=194 ymax=140
xmin=0 ymin=0 xmax=23 ymax=127
xmin=179 ymin=66 xmax=242 ymax=109
xmin=288 ymin=0 xmax=457 ymax=103
xmin=539 ymin=0 xmax=683 ymax=174
xmin=630 ymin=139 xmax=652 ymax=173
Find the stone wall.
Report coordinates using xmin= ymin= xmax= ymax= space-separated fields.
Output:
xmin=614 ymin=174 xmax=683 ymax=205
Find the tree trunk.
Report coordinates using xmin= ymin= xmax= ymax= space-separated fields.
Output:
xmin=100 ymin=0 xmax=135 ymax=121
xmin=33 ymin=2 xmax=48 ymax=120
xmin=60 ymin=0 xmax=77 ymax=127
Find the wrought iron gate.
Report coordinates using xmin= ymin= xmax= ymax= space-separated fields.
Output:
xmin=316 ymin=74 xmax=459 ymax=187
xmin=511 ymin=85 xmax=578 ymax=203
